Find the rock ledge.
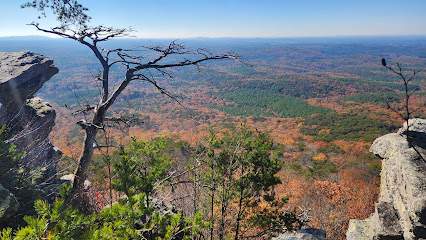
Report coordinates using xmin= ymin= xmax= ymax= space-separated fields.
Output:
xmin=347 ymin=118 xmax=426 ymax=240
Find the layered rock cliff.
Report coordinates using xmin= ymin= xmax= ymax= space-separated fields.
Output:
xmin=0 ymin=51 xmax=61 ymax=223
xmin=347 ymin=118 xmax=426 ymax=240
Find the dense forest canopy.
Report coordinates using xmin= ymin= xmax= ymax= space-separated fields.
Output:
xmin=0 ymin=35 xmax=425 ymax=239
xmin=0 ymin=0 xmax=425 ymax=238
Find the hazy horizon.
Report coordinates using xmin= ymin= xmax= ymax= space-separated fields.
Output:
xmin=2 ymin=34 xmax=426 ymax=40
xmin=1 ymin=1 xmax=426 ymax=38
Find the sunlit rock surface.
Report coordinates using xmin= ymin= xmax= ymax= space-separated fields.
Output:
xmin=0 ymin=51 xmax=61 ymax=179
xmin=0 ymin=51 xmax=58 ymax=112
xmin=347 ymin=118 xmax=426 ymax=240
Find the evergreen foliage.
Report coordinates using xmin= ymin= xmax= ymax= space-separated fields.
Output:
xmin=3 ymin=131 xmax=298 ymax=239
xmin=113 ymin=137 xmax=172 ymax=206
xmin=300 ymin=113 xmax=397 ymax=142
xmin=211 ymin=89 xmax=332 ymax=118
xmin=228 ymin=79 xmax=338 ymax=99
xmin=3 ymin=139 xmax=188 ymax=239
xmin=200 ymin=127 xmax=301 ymax=239
xmin=0 ymin=125 xmax=40 ymax=229
xmin=343 ymin=93 xmax=403 ymax=103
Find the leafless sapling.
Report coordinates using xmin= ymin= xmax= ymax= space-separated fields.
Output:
xmin=381 ymin=58 xmax=424 ymax=130
xmin=382 ymin=58 xmax=425 ymax=162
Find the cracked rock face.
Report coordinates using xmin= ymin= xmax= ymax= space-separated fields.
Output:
xmin=0 ymin=51 xmax=61 ymax=177
xmin=347 ymin=119 xmax=426 ymax=240
xmin=0 ymin=51 xmax=62 ymax=223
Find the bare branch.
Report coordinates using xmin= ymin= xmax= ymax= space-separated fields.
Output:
xmin=407 ymin=70 xmax=420 ymax=83
xmin=72 ymin=104 xmax=95 ymax=116
xmin=132 ymin=73 xmax=183 ymax=106
xmin=29 ymin=22 xmax=79 ymax=41
xmin=134 ymin=53 xmax=238 ymax=71
xmin=104 ymin=116 xmax=144 ymax=126
xmin=385 ymin=101 xmax=406 ymax=120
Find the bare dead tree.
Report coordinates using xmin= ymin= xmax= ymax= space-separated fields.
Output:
xmin=24 ymin=6 xmax=238 ymax=207
xmin=381 ymin=58 xmax=424 ymax=129
xmin=382 ymin=58 xmax=425 ymax=162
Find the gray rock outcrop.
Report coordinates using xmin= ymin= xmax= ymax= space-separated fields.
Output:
xmin=0 ymin=184 xmax=19 ymax=222
xmin=0 ymin=51 xmax=58 ymax=112
xmin=0 ymin=51 xmax=61 ymax=178
xmin=347 ymin=118 xmax=426 ymax=240
xmin=272 ymin=228 xmax=326 ymax=240
xmin=0 ymin=51 xmax=61 ymax=223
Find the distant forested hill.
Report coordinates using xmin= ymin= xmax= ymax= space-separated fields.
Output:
xmin=1 ymin=36 xmax=425 ymax=139
xmin=2 ymin=36 xmax=425 ymax=239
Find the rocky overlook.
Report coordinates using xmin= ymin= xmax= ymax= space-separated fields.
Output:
xmin=347 ymin=118 xmax=426 ymax=240
xmin=0 ymin=51 xmax=61 ymax=223
xmin=0 ymin=51 xmax=58 ymax=112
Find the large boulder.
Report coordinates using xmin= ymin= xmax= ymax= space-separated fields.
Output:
xmin=347 ymin=118 xmax=426 ymax=240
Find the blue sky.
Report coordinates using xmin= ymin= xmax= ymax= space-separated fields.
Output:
xmin=1 ymin=0 xmax=426 ymax=38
